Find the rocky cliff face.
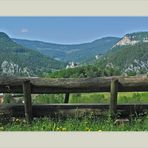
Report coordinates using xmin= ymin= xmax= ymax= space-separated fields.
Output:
xmin=113 ymin=32 xmax=148 ymax=47
xmin=1 ymin=60 xmax=32 ymax=76
xmin=114 ymin=35 xmax=139 ymax=46
xmin=123 ymin=59 xmax=148 ymax=75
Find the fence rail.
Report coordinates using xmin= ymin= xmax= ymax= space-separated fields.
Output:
xmin=1 ymin=104 xmax=148 ymax=118
xmin=0 ymin=76 xmax=148 ymax=93
xmin=0 ymin=76 xmax=148 ymax=122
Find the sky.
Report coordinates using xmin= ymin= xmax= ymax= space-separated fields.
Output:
xmin=0 ymin=17 xmax=148 ymax=44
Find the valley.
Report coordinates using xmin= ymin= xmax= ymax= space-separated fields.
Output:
xmin=0 ymin=31 xmax=148 ymax=78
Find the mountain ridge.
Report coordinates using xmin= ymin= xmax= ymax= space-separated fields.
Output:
xmin=13 ymin=37 xmax=120 ymax=63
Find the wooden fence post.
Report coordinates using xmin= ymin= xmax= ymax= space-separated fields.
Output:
xmin=23 ymin=80 xmax=32 ymax=122
xmin=64 ymin=93 xmax=69 ymax=103
xmin=110 ymin=79 xmax=118 ymax=117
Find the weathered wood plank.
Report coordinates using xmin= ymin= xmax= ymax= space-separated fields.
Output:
xmin=0 ymin=76 xmax=148 ymax=93
xmin=64 ymin=93 xmax=70 ymax=103
xmin=0 ymin=104 xmax=147 ymax=117
xmin=110 ymin=79 xmax=118 ymax=116
xmin=23 ymin=80 xmax=32 ymax=122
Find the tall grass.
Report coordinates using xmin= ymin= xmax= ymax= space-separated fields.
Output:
xmin=1 ymin=113 xmax=148 ymax=131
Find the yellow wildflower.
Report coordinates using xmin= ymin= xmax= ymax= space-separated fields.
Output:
xmin=62 ymin=128 xmax=66 ymax=131
xmin=85 ymin=127 xmax=91 ymax=131
xmin=56 ymin=127 xmax=60 ymax=131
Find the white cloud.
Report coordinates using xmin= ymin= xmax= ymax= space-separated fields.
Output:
xmin=21 ymin=28 xmax=29 ymax=33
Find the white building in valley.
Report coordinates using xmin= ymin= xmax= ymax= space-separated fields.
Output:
xmin=66 ymin=62 xmax=79 ymax=69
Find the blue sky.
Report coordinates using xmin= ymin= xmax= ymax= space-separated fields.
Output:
xmin=0 ymin=17 xmax=148 ymax=44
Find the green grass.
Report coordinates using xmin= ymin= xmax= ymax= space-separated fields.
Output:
xmin=32 ymin=92 xmax=148 ymax=104
xmin=70 ymin=92 xmax=148 ymax=104
xmin=1 ymin=114 xmax=148 ymax=131
xmin=4 ymin=92 xmax=148 ymax=104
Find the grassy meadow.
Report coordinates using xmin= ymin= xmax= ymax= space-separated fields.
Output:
xmin=32 ymin=92 xmax=148 ymax=104
xmin=0 ymin=92 xmax=147 ymax=131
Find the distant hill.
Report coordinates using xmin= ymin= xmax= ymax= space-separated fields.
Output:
xmin=0 ymin=32 xmax=65 ymax=76
xmin=13 ymin=37 xmax=120 ymax=63
xmin=48 ymin=31 xmax=148 ymax=78
xmin=105 ymin=32 xmax=148 ymax=75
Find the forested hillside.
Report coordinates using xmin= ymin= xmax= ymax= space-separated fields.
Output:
xmin=0 ymin=32 xmax=65 ymax=76
xmin=105 ymin=32 xmax=148 ymax=75
xmin=14 ymin=37 xmax=120 ymax=63
xmin=48 ymin=32 xmax=148 ymax=78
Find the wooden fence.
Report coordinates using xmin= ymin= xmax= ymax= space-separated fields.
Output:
xmin=0 ymin=76 xmax=148 ymax=122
